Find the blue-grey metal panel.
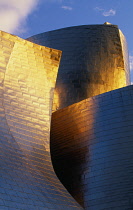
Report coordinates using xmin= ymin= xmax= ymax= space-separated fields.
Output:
xmin=51 ymin=85 xmax=133 ymax=209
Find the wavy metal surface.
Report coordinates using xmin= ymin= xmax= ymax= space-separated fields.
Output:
xmin=0 ymin=31 xmax=82 ymax=210
xmin=27 ymin=24 xmax=131 ymax=112
xmin=51 ymin=85 xmax=133 ymax=209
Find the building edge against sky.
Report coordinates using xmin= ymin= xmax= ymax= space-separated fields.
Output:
xmin=27 ymin=23 xmax=131 ymax=111
xmin=28 ymin=23 xmax=133 ymax=209
xmin=0 ymin=23 xmax=132 ymax=210
xmin=0 ymin=30 xmax=82 ymax=209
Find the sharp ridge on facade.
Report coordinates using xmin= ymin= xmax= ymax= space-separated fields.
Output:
xmin=0 ymin=24 xmax=133 ymax=210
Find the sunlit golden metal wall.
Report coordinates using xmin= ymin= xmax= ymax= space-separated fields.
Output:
xmin=27 ymin=24 xmax=131 ymax=112
xmin=119 ymin=29 xmax=130 ymax=84
xmin=51 ymin=85 xmax=133 ymax=209
xmin=0 ymin=31 xmax=82 ymax=209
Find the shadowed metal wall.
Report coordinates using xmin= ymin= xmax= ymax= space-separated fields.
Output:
xmin=51 ymin=85 xmax=133 ymax=209
xmin=27 ymin=24 xmax=130 ymax=112
xmin=0 ymin=31 xmax=82 ymax=210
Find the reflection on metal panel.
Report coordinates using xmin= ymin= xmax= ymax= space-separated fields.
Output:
xmin=27 ymin=24 xmax=131 ymax=112
xmin=0 ymin=31 xmax=82 ymax=209
xmin=119 ymin=29 xmax=131 ymax=84
xmin=51 ymin=85 xmax=133 ymax=209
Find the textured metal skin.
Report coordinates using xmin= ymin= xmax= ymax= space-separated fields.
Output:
xmin=27 ymin=24 xmax=130 ymax=112
xmin=119 ymin=30 xmax=130 ymax=84
xmin=51 ymin=85 xmax=133 ymax=209
xmin=0 ymin=31 xmax=82 ymax=210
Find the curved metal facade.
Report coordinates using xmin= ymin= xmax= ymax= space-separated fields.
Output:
xmin=0 ymin=24 xmax=132 ymax=210
xmin=0 ymin=31 xmax=82 ymax=210
xmin=27 ymin=24 xmax=130 ymax=111
xmin=51 ymin=85 xmax=133 ymax=209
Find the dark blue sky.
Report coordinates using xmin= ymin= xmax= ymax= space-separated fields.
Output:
xmin=24 ymin=0 xmax=133 ymax=50
xmin=24 ymin=0 xmax=133 ymax=81
xmin=0 ymin=0 xmax=133 ymax=81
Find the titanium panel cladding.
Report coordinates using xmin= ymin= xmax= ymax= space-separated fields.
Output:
xmin=51 ymin=85 xmax=133 ymax=209
xmin=28 ymin=24 xmax=131 ymax=111
xmin=0 ymin=31 xmax=82 ymax=210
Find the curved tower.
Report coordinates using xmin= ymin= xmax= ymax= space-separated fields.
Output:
xmin=27 ymin=24 xmax=130 ymax=111
xmin=0 ymin=31 xmax=82 ymax=209
xmin=1 ymin=23 xmax=132 ymax=210
xmin=51 ymin=85 xmax=133 ymax=209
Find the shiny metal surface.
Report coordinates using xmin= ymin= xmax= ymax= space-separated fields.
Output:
xmin=119 ymin=29 xmax=130 ymax=84
xmin=51 ymin=85 xmax=133 ymax=209
xmin=27 ymin=24 xmax=131 ymax=112
xmin=0 ymin=25 xmax=131 ymax=210
xmin=0 ymin=31 xmax=82 ymax=210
